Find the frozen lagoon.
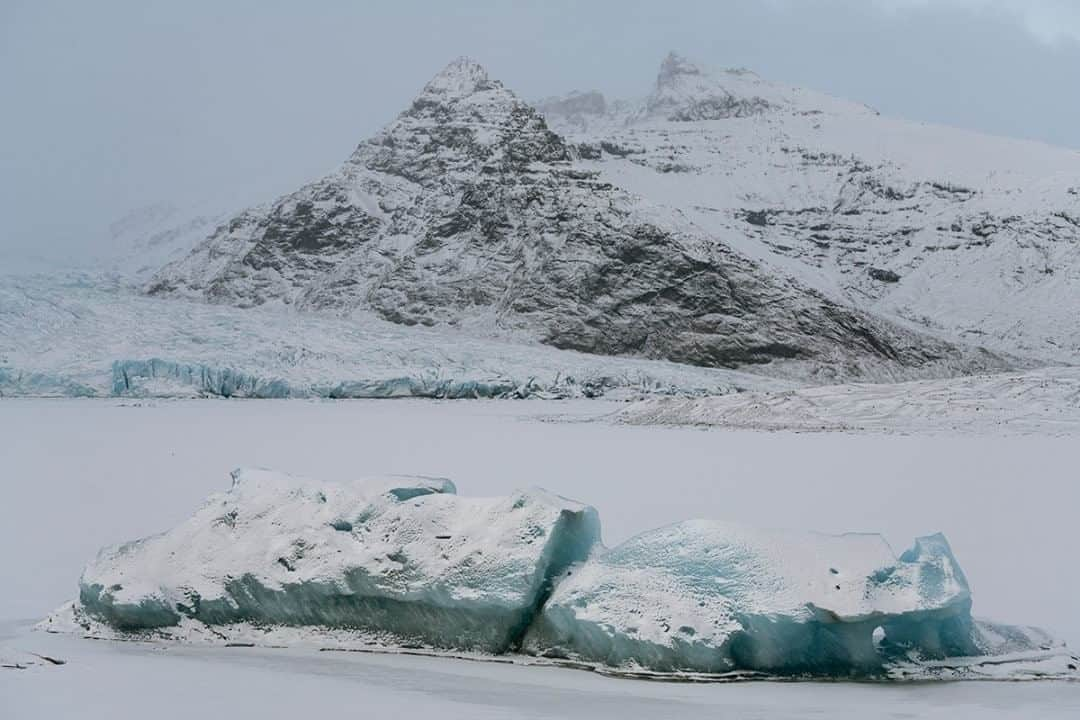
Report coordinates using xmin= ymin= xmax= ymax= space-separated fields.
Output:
xmin=3 ymin=618 xmax=1079 ymax=720
xmin=2 ymin=398 xmax=1079 ymax=715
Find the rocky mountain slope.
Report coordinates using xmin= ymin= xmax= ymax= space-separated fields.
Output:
xmin=148 ymin=57 xmax=1011 ymax=383
xmin=540 ymin=53 xmax=1080 ymax=366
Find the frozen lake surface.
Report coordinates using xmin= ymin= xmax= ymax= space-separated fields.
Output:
xmin=2 ymin=398 xmax=1078 ymax=717
xmin=3 ymin=619 xmax=1078 ymax=720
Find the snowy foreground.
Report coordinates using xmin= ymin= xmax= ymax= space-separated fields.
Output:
xmin=2 ymin=400 xmax=1078 ymax=717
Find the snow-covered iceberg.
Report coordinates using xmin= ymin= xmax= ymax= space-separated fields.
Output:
xmin=76 ymin=469 xmax=600 ymax=653
xmin=525 ymin=522 xmax=1008 ymax=675
xmin=56 ymin=471 xmax=1076 ymax=680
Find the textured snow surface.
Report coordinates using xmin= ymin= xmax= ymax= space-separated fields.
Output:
xmin=51 ymin=467 xmax=1075 ymax=679
xmin=0 ymin=275 xmax=786 ymax=399
xmin=616 ymin=367 xmax=1080 ymax=434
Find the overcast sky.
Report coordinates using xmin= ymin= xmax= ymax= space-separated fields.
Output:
xmin=2 ymin=0 xmax=1079 ymax=263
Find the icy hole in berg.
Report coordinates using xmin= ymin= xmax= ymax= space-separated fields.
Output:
xmin=67 ymin=469 xmax=1064 ymax=677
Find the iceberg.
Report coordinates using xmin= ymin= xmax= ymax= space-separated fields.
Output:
xmin=524 ymin=521 xmax=987 ymax=675
xmin=59 ymin=471 xmax=1076 ymax=680
xmin=77 ymin=469 xmax=600 ymax=653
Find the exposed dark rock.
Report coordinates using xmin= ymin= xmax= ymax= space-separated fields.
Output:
xmin=742 ymin=210 xmax=771 ymax=227
xmin=868 ymin=267 xmax=902 ymax=283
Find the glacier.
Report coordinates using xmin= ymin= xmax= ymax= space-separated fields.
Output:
xmin=615 ymin=367 xmax=1080 ymax=436
xmin=0 ymin=274 xmax=789 ymax=399
xmin=51 ymin=470 xmax=1077 ymax=680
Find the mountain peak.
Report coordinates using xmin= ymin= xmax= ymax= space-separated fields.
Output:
xmin=646 ymin=51 xmax=777 ymax=121
xmin=421 ymin=56 xmax=498 ymax=99
xmin=657 ymin=52 xmax=705 ymax=90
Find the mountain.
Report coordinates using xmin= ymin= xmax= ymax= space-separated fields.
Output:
xmin=147 ymin=56 xmax=1014 ymax=382
xmin=539 ymin=52 xmax=1080 ymax=365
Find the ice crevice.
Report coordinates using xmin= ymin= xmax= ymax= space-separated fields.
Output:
xmin=51 ymin=469 xmax=1077 ymax=680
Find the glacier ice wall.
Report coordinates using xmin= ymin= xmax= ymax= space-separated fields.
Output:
xmin=0 ymin=367 xmax=97 ymax=398
xmin=111 ymin=360 xmax=293 ymax=398
xmin=78 ymin=469 xmax=600 ymax=653
xmin=69 ymin=472 xmax=1071 ymax=678
xmin=110 ymin=359 xmax=536 ymax=399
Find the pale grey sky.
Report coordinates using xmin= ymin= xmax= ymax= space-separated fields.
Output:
xmin=2 ymin=0 xmax=1078 ymax=263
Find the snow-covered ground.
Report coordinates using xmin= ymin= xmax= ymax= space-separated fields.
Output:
xmin=616 ymin=367 xmax=1080 ymax=435
xmin=1 ymin=398 xmax=1077 ymax=717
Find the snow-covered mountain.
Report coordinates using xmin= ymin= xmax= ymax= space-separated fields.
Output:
xmin=540 ymin=53 xmax=1080 ymax=366
xmin=147 ymin=57 xmax=1014 ymax=383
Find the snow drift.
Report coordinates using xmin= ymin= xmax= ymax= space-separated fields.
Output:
xmin=58 ymin=470 xmax=1076 ymax=680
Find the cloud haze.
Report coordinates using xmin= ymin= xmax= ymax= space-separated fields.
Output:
xmin=2 ymin=0 xmax=1078 ymax=263
xmin=875 ymin=0 xmax=1080 ymax=43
